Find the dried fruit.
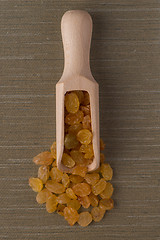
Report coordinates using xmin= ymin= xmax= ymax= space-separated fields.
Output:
xmin=29 ymin=177 xmax=43 ymax=192
xmin=65 ymin=92 xmax=80 ymax=113
xmin=101 ymin=163 xmax=113 ymax=180
xmin=79 ymin=144 xmax=94 ymax=159
xmin=45 ymin=180 xmax=65 ymax=194
xmin=33 ymin=151 xmax=53 ymax=166
xmin=91 ymin=178 xmax=106 ymax=195
xmin=36 ymin=188 xmax=52 ymax=204
xmin=68 ymin=123 xmax=82 ymax=135
xmin=69 ymin=175 xmax=84 ymax=183
xmin=72 ymin=183 xmax=91 ymax=197
xmin=74 ymin=90 xmax=84 ymax=104
xmin=84 ymin=173 xmax=100 ymax=186
xmin=29 ymin=90 xmax=114 ymax=227
xmin=100 ymin=182 xmax=114 ymax=199
xmin=62 ymin=153 xmax=75 ymax=168
xmin=67 ymin=199 xmax=81 ymax=210
xmin=64 ymin=206 xmax=79 ymax=226
xmin=82 ymin=115 xmax=91 ymax=130
xmin=88 ymin=193 xmax=99 ymax=207
xmin=64 ymin=133 xmax=79 ymax=150
xmin=82 ymin=91 xmax=90 ymax=105
xmin=65 ymin=110 xmax=84 ymax=125
xmin=91 ymin=207 xmax=105 ymax=222
xmin=66 ymin=188 xmax=77 ymax=199
xmin=77 ymin=129 xmax=92 ymax=145
xmin=78 ymin=196 xmax=90 ymax=208
xmin=50 ymin=167 xmax=63 ymax=182
xmin=57 ymin=193 xmax=71 ymax=204
xmin=46 ymin=194 xmax=58 ymax=213
xmin=72 ymin=166 xmax=87 ymax=177
xmin=99 ymin=198 xmax=114 ymax=211
xmin=38 ymin=166 xmax=49 ymax=184
xmin=50 ymin=141 xmax=56 ymax=159
xmin=62 ymin=173 xmax=70 ymax=188
xmin=78 ymin=212 xmax=92 ymax=227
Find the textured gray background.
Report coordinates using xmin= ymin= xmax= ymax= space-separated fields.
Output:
xmin=0 ymin=0 xmax=160 ymax=239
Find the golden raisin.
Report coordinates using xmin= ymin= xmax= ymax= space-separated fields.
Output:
xmin=65 ymin=92 xmax=80 ymax=113
xmin=45 ymin=180 xmax=65 ymax=194
xmin=46 ymin=194 xmax=57 ymax=213
xmin=62 ymin=153 xmax=75 ymax=168
xmin=64 ymin=133 xmax=79 ymax=150
xmin=64 ymin=206 xmax=79 ymax=226
xmin=66 ymin=188 xmax=77 ymax=200
xmin=69 ymin=175 xmax=84 ymax=183
xmin=50 ymin=167 xmax=63 ymax=182
xmin=57 ymin=193 xmax=71 ymax=204
xmin=50 ymin=141 xmax=56 ymax=159
xmin=62 ymin=173 xmax=70 ymax=188
xmin=91 ymin=207 xmax=105 ymax=222
xmin=74 ymin=90 xmax=84 ymax=104
xmin=99 ymin=198 xmax=114 ymax=210
xmin=79 ymin=144 xmax=94 ymax=159
xmin=36 ymin=188 xmax=52 ymax=204
xmin=100 ymin=182 xmax=114 ymax=199
xmin=67 ymin=199 xmax=81 ymax=210
xmin=38 ymin=165 xmax=49 ymax=184
xmin=68 ymin=123 xmax=82 ymax=135
xmin=65 ymin=110 xmax=84 ymax=125
xmin=78 ymin=196 xmax=90 ymax=208
xmin=29 ymin=177 xmax=43 ymax=192
xmin=84 ymin=173 xmax=100 ymax=186
xmin=91 ymin=178 xmax=106 ymax=195
xmin=78 ymin=212 xmax=92 ymax=227
xmin=82 ymin=115 xmax=91 ymax=130
xmin=77 ymin=129 xmax=92 ymax=145
xmin=101 ymin=163 xmax=113 ymax=180
xmin=88 ymin=193 xmax=99 ymax=207
xmin=72 ymin=183 xmax=91 ymax=197
xmin=72 ymin=166 xmax=87 ymax=177
xmin=33 ymin=151 xmax=53 ymax=166
xmin=82 ymin=91 xmax=90 ymax=105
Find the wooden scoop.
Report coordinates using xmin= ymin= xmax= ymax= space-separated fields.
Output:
xmin=56 ymin=10 xmax=100 ymax=172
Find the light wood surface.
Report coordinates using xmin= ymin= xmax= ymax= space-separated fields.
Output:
xmin=0 ymin=0 xmax=160 ymax=239
xmin=56 ymin=10 xmax=100 ymax=172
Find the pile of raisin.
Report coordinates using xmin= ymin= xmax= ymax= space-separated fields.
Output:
xmin=29 ymin=91 xmax=114 ymax=227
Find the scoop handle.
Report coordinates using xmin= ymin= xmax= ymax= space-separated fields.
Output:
xmin=61 ymin=10 xmax=93 ymax=78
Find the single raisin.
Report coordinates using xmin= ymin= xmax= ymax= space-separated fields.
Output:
xmin=65 ymin=92 xmax=80 ymax=113
xmin=77 ymin=129 xmax=92 ymax=145
xmin=72 ymin=183 xmax=91 ymax=197
xmin=62 ymin=153 xmax=75 ymax=168
xmin=38 ymin=165 xmax=49 ymax=184
xmin=78 ymin=212 xmax=92 ymax=227
xmin=33 ymin=151 xmax=53 ymax=166
xmin=29 ymin=177 xmax=43 ymax=192
xmin=100 ymin=163 xmax=113 ymax=180
xmin=64 ymin=206 xmax=79 ymax=226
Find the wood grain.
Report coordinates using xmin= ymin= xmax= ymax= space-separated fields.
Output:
xmin=0 ymin=0 xmax=160 ymax=239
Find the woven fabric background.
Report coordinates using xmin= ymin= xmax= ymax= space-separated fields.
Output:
xmin=0 ymin=0 xmax=160 ymax=239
